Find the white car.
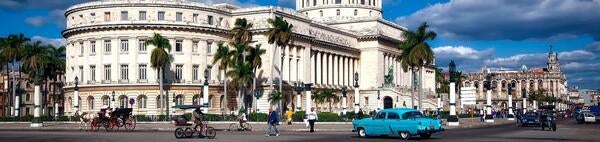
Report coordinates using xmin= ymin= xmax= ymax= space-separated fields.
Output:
xmin=576 ymin=112 xmax=597 ymax=124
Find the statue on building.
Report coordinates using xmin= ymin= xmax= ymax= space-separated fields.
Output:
xmin=384 ymin=65 xmax=394 ymax=87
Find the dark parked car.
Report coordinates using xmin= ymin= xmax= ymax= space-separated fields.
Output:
xmin=517 ymin=112 xmax=540 ymax=127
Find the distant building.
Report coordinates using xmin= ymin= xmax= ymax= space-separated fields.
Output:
xmin=0 ymin=72 xmax=65 ymax=117
xmin=462 ymin=48 xmax=567 ymax=110
xmin=580 ymin=89 xmax=600 ymax=106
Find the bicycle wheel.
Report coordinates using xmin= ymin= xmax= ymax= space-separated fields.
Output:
xmin=243 ymin=123 xmax=252 ymax=131
xmin=174 ymin=128 xmax=185 ymax=139
xmin=228 ymin=123 xmax=238 ymax=131
xmin=205 ymin=127 xmax=216 ymax=139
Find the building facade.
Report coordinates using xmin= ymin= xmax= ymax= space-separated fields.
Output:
xmin=62 ymin=0 xmax=436 ymax=115
xmin=462 ymin=49 xmax=567 ymax=110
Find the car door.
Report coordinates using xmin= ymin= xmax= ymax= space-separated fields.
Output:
xmin=399 ymin=111 xmax=420 ymax=135
xmin=384 ymin=112 xmax=401 ymax=135
xmin=366 ymin=112 xmax=387 ymax=135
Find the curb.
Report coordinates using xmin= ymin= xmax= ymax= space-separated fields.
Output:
xmin=0 ymin=128 xmax=350 ymax=133
xmin=0 ymin=121 xmax=353 ymax=125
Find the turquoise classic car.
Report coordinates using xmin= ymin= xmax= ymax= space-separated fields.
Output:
xmin=352 ymin=108 xmax=444 ymax=140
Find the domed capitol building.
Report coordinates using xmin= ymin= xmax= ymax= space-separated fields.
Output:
xmin=62 ymin=0 xmax=437 ymax=115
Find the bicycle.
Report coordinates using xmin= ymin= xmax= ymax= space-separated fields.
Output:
xmin=228 ymin=121 xmax=252 ymax=131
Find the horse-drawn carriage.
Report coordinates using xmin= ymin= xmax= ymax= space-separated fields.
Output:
xmin=88 ymin=108 xmax=136 ymax=131
xmin=172 ymin=105 xmax=216 ymax=139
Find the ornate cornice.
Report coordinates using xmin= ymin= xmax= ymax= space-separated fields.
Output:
xmin=297 ymin=4 xmax=382 ymax=13
xmin=65 ymin=1 xmax=231 ymax=16
xmin=62 ymin=23 xmax=229 ymax=38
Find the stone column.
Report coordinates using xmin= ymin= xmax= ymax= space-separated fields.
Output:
xmin=311 ymin=51 xmax=315 ymax=84
xmin=448 ymin=82 xmax=459 ymax=126
xmin=328 ymin=53 xmax=333 ymax=86
xmin=333 ymin=54 xmax=338 ymax=86
xmin=508 ymin=94 xmax=514 ymax=120
xmin=74 ymin=88 xmax=79 ymax=115
xmin=523 ymin=93 xmax=528 ymax=113
xmin=316 ymin=52 xmax=322 ymax=85
xmin=485 ymin=89 xmax=494 ymax=123
xmin=305 ymin=83 xmax=313 ymax=115
xmin=31 ymin=85 xmax=43 ymax=127
xmin=14 ymin=95 xmax=19 ymax=117
xmin=203 ymin=80 xmax=209 ymax=113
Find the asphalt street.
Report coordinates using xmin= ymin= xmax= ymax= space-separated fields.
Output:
xmin=0 ymin=119 xmax=598 ymax=142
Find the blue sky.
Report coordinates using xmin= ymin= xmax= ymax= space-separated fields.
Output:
xmin=0 ymin=0 xmax=599 ymax=89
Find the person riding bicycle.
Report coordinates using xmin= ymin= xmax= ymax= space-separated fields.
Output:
xmin=192 ymin=107 xmax=205 ymax=127
xmin=238 ymin=108 xmax=248 ymax=130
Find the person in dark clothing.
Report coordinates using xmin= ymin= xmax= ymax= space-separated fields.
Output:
xmin=266 ymin=108 xmax=279 ymax=136
xmin=357 ymin=109 xmax=364 ymax=119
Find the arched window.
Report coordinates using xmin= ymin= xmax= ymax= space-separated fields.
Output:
xmin=192 ymin=94 xmax=200 ymax=105
xmin=336 ymin=9 xmax=340 ymax=16
xmin=156 ymin=95 xmax=164 ymax=109
xmin=119 ymin=95 xmax=128 ymax=108
xmin=208 ymin=95 xmax=213 ymax=108
xmin=175 ymin=95 xmax=184 ymax=106
xmin=354 ymin=9 xmax=358 ymax=16
xmin=369 ymin=10 xmax=372 ymax=16
xmin=102 ymin=95 xmax=110 ymax=107
xmin=137 ymin=95 xmax=147 ymax=109
xmin=319 ymin=10 xmax=323 ymax=17
xmin=313 ymin=0 xmax=317 ymax=6
xmin=335 ymin=0 xmax=341 ymax=4
xmin=26 ymin=94 xmax=31 ymax=102
xmin=87 ymin=96 xmax=94 ymax=110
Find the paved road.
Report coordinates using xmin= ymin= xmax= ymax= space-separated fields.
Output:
xmin=0 ymin=119 xmax=598 ymax=142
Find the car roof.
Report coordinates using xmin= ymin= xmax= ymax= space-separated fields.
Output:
xmin=380 ymin=108 xmax=418 ymax=113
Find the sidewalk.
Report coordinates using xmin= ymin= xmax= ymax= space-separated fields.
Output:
xmin=0 ymin=118 xmax=514 ymax=132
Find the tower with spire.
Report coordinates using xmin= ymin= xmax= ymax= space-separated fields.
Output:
xmin=547 ymin=45 xmax=561 ymax=73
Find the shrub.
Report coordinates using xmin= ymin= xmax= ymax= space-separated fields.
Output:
xmin=317 ymin=112 xmax=342 ymax=122
xmin=248 ymin=112 xmax=268 ymax=122
xmin=292 ymin=111 xmax=306 ymax=122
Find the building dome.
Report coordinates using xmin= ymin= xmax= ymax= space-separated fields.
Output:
xmin=296 ymin=0 xmax=382 ymax=21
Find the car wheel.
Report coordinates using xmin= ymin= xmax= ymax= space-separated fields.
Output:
xmin=399 ymin=131 xmax=410 ymax=140
xmin=420 ymin=133 xmax=431 ymax=139
xmin=357 ymin=128 xmax=367 ymax=138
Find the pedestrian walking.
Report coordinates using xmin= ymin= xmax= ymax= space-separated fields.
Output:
xmin=266 ymin=108 xmax=279 ymax=137
xmin=307 ymin=108 xmax=318 ymax=133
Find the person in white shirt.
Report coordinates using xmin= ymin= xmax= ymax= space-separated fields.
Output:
xmin=307 ymin=108 xmax=318 ymax=133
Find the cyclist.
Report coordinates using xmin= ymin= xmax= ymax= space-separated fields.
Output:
xmin=238 ymin=109 xmax=248 ymax=130
xmin=192 ymin=107 xmax=205 ymax=127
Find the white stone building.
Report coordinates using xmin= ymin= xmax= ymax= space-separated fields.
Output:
xmin=62 ymin=0 xmax=437 ymax=116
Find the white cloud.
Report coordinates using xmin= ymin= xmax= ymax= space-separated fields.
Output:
xmin=562 ymin=62 xmax=600 ymax=72
xmin=433 ymin=46 xmax=493 ymax=60
xmin=30 ymin=36 xmax=65 ymax=48
xmin=558 ymin=50 xmax=597 ymax=61
xmin=24 ymin=16 xmax=46 ymax=27
xmin=484 ymin=53 xmax=547 ymax=68
xmin=396 ymin=0 xmax=600 ymax=41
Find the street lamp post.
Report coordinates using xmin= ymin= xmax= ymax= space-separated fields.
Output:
xmin=304 ymin=83 xmax=313 ymax=115
xmin=522 ymin=89 xmax=527 ymax=113
xmin=507 ymin=83 xmax=515 ymax=120
xmin=484 ymin=73 xmax=494 ymax=123
xmin=73 ymin=76 xmax=79 ymax=115
xmin=203 ymin=68 xmax=209 ymax=113
xmin=377 ymin=84 xmax=382 ymax=111
xmin=111 ymin=91 xmax=115 ymax=109
xmin=295 ymin=83 xmax=303 ymax=111
xmin=353 ymin=73 xmax=360 ymax=113
xmin=14 ymin=83 xmax=20 ymax=117
xmin=341 ymin=87 xmax=347 ymax=115
xmin=448 ymin=61 xmax=459 ymax=126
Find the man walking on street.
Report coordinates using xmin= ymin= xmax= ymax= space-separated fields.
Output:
xmin=307 ymin=108 xmax=318 ymax=133
xmin=266 ymin=108 xmax=279 ymax=136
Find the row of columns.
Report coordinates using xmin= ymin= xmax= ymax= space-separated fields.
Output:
xmin=470 ymin=79 xmax=563 ymax=98
xmin=282 ymin=46 xmax=305 ymax=83
xmin=311 ymin=50 xmax=357 ymax=87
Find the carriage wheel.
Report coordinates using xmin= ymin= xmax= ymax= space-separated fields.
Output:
xmin=184 ymin=128 xmax=194 ymax=138
xmin=228 ymin=123 xmax=238 ymax=131
xmin=116 ymin=118 xmax=124 ymax=130
xmin=90 ymin=119 xmax=100 ymax=132
xmin=205 ymin=127 xmax=216 ymax=139
xmin=107 ymin=119 xmax=117 ymax=131
xmin=124 ymin=118 xmax=136 ymax=131
xmin=243 ymin=123 xmax=252 ymax=131
xmin=174 ymin=128 xmax=185 ymax=139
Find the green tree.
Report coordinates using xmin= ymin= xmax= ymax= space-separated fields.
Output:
xmin=231 ymin=18 xmax=254 ymax=44
xmin=1 ymin=34 xmax=28 ymax=116
xmin=266 ymin=16 xmax=294 ymax=94
xmin=212 ymin=42 xmax=233 ymax=112
xmin=45 ymin=45 xmax=65 ymax=116
xmin=319 ymin=89 xmax=340 ymax=112
xmin=247 ymin=44 xmax=266 ymax=112
xmin=145 ymin=33 xmax=172 ymax=115
xmin=226 ymin=58 xmax=253 ymax=111
xmin=21 ymin=41 xmax=50 ymax=124
xmin=398 ymin=22 xmax=436 ymax=110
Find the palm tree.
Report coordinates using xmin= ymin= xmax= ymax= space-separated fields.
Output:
xmin=266 ymin=16 xmax=294 ymax=94
xmin=1 ymin=34 xmax=28 ymax=116
xmin=212 ymin=43 xmax=233 ymax=113
xmin=311 ymin=90 xmax=326 ymax=112
xmin=226 ymin=60 xmax=253 ymax=111
xmin=231 ymin=18 xmax=254 ymax=44
xmin=21 ymin=41 xmax=50 ymax=124
xmin=267 ymin=90 xmax=289 ymax=111
xmin=146 ymin=33 xmax=172 ymax=115
xmin=319 ymin=89 xmax=340 ymax=112
xmin=247 ymin=44 xmax=265 ymax=112
xmin=398 ymin=22 xmax=436 ymax=110
xmin=46 ymin=45 xmax=65 ymax=117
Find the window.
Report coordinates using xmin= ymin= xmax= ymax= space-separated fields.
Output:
xmin=192 ymin=41 xmax=198 ymax=52
xmin=176 ymin=12 xmax=182 ymax=22
xmin=192 ymin=65 xmax=199 ymax=81
xmin=175 ymin=95 xmax=183 ymax=106
xmin=361 ymin=0 xmax=365 ymax=4
xmin=79 ymin=66 xmax=84 ymax=82
xmin=175 ymin=65 xmax=183 ymax=81
xmin=104 ymin=12 xmax=111 ymax=21
xmin=217 ymin=17 xmax=223 ymax=26
xmin=26 ymin=94 xmax=30 ymax=101
xmin=335 ymin=0 xmax=341 ymax=4
xmin=192 ymin=14 xmax=198 ymax=23
xmin=175 ymin=40 xmax=183 ymax=52
xmin=402 ymin=111 xmax=424 ymax=120
xmin=121 ymin=65 xmax=128 ymax=80
xmin=388 ymin=112 xmax=400 ymax=119
xmin=104 ymin=65 xmax=111 ymax=81
xmin=102 ymin=96 xmax=110 ymax=106
xmin=156 ymin=96 xmax=164 ymax=108
xmin=369 ymin=10 xmax=372 ymax=16
xmin=119 ymin=96 xmax=128 ymax=108
xmin=336 ymin=9 xmax=340 ymax=16
xmin=320 ymin=10 xmax=323 ymax=17
xmin=139 ymin=11 xmax=146 ymax=20
xmin=120 ymin=39 xmax=128 ymax=52
xmin=90 ymin=13 xmax=96 ymax=23
xmin=192 ymin=95 xmax=200 ymax=105
xmin=207 ymin=41 xmax=212 ymax=54
xmin=375 ymin=112 xmax=386 ymax=119
xmin=90 ymin=41 xmax=96 ymax=54
xmin=104 ymin=40 xmax=111 ymax=53
xmin=79 ymin=42 xmax=84 ymax=55
xmin=90 ymin=65 xmax=96 ymax=82
xmin=313 ymin=0 xmax=317 ymax=6
xmin=121 ymin=11 xmax=128 ymax=21
xmin=207 ymin=15 xmax=213 ymax=25
xmin=138 ymin=39 xmax=147 ymax=52
xmin=354 ymin=9 xmax=358 ymax=16
xmin=158 ymin=11 xmax=165 ymax=21
xmin=138 ymin=64 xmax=147 ymax=80
xmin=137 ymin=95 xmax=147 ymax=109
xmin=87 ymin=96 xmax=94 ymax=110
